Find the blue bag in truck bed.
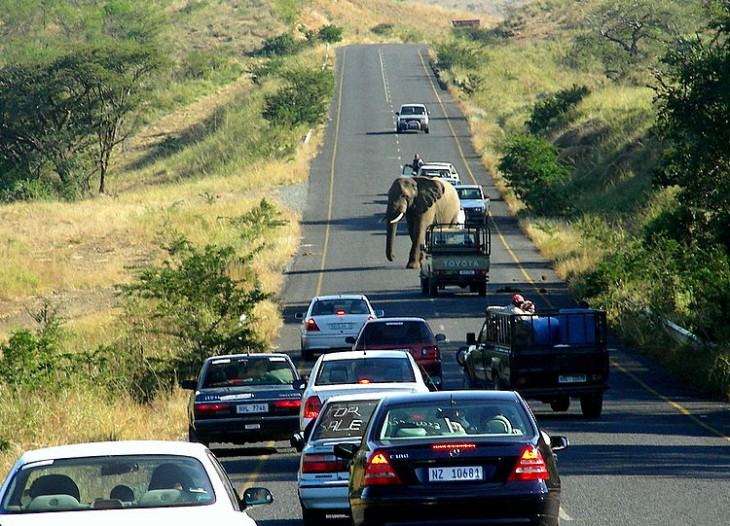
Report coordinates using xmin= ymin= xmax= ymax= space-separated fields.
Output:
xmin=532 ymin=316 xmax=560 ymax=345
xmin=558 ymin=308 xmax=596 ymax=345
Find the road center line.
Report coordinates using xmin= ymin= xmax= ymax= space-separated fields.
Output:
xmin=315 ymin=48 xmax=347 ymax=297
xmin=416 ymin=49 xmax=730 ymax=446
xmin=559 ymin=507 xmax=574 ymax=521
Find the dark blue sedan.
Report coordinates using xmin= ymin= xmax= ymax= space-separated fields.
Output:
xmin=334 ymin=390 xmax=568 ymax=526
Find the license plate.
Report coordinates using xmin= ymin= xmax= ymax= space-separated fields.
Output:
xmin=559 ymin=375 xmax=587 ymax=384
xmin=236 ymin=403 xmax=268 ymax=414
xmin=328 ymin=323 xmax=352 ymax=330
xmin=244 ymin=424 xmax=261 ymax=430
xmin=429 ymin=466 xmax=483 ymax=482
xmin=459 ymin=270 xmax=476 ymax=275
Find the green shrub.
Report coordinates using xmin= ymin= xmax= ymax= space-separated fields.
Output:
xmin=318 ymin=24 xmax=343 ymax=43
xmin=257 ymin=33 xmax=301 ymax=57
xmin=435 ymin=40 xmax=483 ymax=70
xmin=527 ymin=85 xmax=591 ymax=135
xmin=371 ymin=23 xmax=394 ymax=35
xmin=182 ymin=49 xmax=229 ymax=80
xmin=263 ymin=67 xmax=334 ymax=126
xmin=498 ymin=134 xmax=571 ymax=215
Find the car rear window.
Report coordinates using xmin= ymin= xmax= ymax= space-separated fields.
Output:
xmin=401 ymin=106 xmax=425 ymax=115
xmin=311 ymin=299 xmax=370 ymax=316
xmin=356 ymin=321 xmax=433 ymax=347
xmin=0 ymin=455 xmax=215 ymax=514
xmin=315 ymin=357 xmax=415 ymax=385
xmin=203 ymin=357 xmax=294 ymax=387
xmin=379 ymin=399 xmax=534 ymax=441
xmin=457 ymin=188 xmax=482 ymax=200
xmin=311 ymin=400 xmax=380 ymax=441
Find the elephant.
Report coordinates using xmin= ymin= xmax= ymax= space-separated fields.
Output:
xmin=385 ymin=176 xmax=461 ymax=269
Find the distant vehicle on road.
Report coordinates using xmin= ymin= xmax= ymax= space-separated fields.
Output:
xmin=454 ymin=184 xmax=489 ymax=225
xmin=0 ymin=440 xmax=273 ymax=525
xmin=296 ymin=294 xmax=383 ymax=361
xmin=298 ymin=350 xmax=429 ymax=430
xmin=458 ymin=307 xmax=609 ymax=417
xmin=419 ymin=223 xmax=491 ymax=297
xmin=333 ymin=391 xmax=569 ymax=526
xmin=348 ymin=318 xmax=446 ymax=387
xmin=401 ymin=161 xmax=461 ymax=185
xmin=292 ymin=393 xmax=388 ymax=525
xmin=182 ymin=353 xmax=302 ymax=446
xmin=395 ymin=103 xmax=429 ymax=133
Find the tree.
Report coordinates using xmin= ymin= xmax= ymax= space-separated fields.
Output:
xmin=318 ymin=24 xmax=343 ymax=43
xmin=263 ymin=67 xmax=334 ymax=126
xmin=654 ymin=3 xmax=730 ymax=246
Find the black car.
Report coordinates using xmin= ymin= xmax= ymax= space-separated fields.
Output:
xmin=182 ymin=353 xmax=302 ymax=446
xmin=334 ymin=391 xmax=568 ymax=526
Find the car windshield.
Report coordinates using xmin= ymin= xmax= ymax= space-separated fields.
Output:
xmin=312 ymin=298 xmax=370 ymax=316
xmin=379 ymin=400 xmax=533 ymax=440
xmin=401 ymin=106 xmax=425 ymax=115
xmin=315 ymin=357 xmax=415 ymax=385
xmin=0 ymin=455 xmax=215 ymax=514
xmin=420 ymin=169 xmax=451 ymax=178
xmin=357 ymin=321 xmax=433 ymax=346
xmin=311 ymin=400 xmax=381 ymax=441
xmin=457 ymin=188 xmax=483 ymax=200
xmin=203 ymin=356 xmax=295 ymax=387
xmin=431 ymin=230 xmax=477 ymax=247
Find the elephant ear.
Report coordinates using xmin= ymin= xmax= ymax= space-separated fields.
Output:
xmin=414 ymin=177 xmax=445 ymax=211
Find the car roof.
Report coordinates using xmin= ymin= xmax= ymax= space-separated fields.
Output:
xmin=378 ymin=390 xmax=521 ymax=407
xmin=324 ymin=392 xmax=395 ymax=404
xmin=400 ymin=103 xmax=426 ymax=107
xmin=17 ymin=440 xmax=208 ymax=465
xmin=363 ymin=317 xmax=427 ymax=323
xmin=320 ymin=350 xmax=411 ymax=361
xmin=311 ymin=294 xmax=367 ymax=301
xmin=204 ymin=352 xmax=292 ymax=362
xmin=421 ymin=162 xmax=453 ymax=168
xmin=454 ymin=184 xmax=481 ymax=190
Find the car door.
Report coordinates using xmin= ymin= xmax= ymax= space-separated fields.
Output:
xmin=470 ymin=322 xmax=490 ymax=383
xmin=402 ymin=164 xmax=414 ymax=176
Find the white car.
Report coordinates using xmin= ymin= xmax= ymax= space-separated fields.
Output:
xmin=0 ymin=441 xmax=271 ymax=526
xmin=293 ymin=393 xmax=390 ymax=525
xmin=395 ymin=103 xmax=429 ymax=133
xmin=298 ymin=350 xmax=430 ymax=430
xmin=455 ymin=184 xmax=490 ymax=225
xmin=402 ymin=162 xmax=461 ymax=185
xmin=296 ymin=294 xmax=383 ymax=361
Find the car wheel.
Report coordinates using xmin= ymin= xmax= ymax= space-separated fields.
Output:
xmin=420 ymin=277 xmax=429 ymax=295
xmin=300 ymin=346 xmax=313 ymax=361
xmin=428 ymin=279 xmax=438 ymax=297
xmin=301 ymin=504 xmax=327 ymax=526
xmin=580 ymin=392 xmax=603 ymax=418
xmin=550 ymin=397 xmax=570 ymax=412
xmin=424 ymin=127 xmax=430 ymax=134
xmin=188 ymin=426 xmax=209 ymax=448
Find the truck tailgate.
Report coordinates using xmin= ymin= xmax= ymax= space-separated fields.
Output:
xmin=510 ymin=347 xmax=609 ymax=391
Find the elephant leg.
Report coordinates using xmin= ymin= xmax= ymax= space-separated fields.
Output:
xmin=407 ymin=216 xmax=428 ymax=269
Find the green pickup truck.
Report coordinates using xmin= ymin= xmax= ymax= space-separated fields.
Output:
xmin=419 ymin=223 xmax=491 ymax=297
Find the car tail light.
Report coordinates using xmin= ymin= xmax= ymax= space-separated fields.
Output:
xmin=364 ymin=450 xmax=401 ymax=486
xmin=432 ymin=443 xmax=476 ymax=451
xmin=419 ymin=346 xmax=440 ymax=359
xmin=306 ymin=319 xmax=320 ymax=332
xmin=508 ymin=445 xmax=549 ymax=481
xmin=273 ymin=399 xmax=301 ymax=410
xmin=336 ymin=309 xmax=346 ymax=316
xmin=194 ymin=402 xmax=231 ymax=417
xmin=302 ymin=454 xmax=346 ymax=473
xmin=303 ymin=396 xmax=322 ymax=420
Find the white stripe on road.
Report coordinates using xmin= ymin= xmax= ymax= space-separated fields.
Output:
xmin=559 ymin=507 xmax=574 ymax=521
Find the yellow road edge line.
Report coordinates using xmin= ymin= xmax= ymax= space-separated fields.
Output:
xmin=237 ymin=440 xmax=277 ymax=490
xmin=315 ymin=48 xmax=347 ymax=297
xmin=416 ymin=50 xmax=554 ymax=309
xmin=611 ymin=359 xmax=730 ymax=444
xmin=418 ymin=49 xmax=730 ymax=445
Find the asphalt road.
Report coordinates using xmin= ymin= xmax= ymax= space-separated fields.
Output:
xmin=223 ymin=45 xmax=730 ymax=526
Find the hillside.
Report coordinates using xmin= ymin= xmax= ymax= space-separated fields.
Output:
xmin=432 ymin=0 xmax=730 ymax=397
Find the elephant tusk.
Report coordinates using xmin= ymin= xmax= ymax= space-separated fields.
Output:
xmin=389 ymin=212 xmax=404 ymax=224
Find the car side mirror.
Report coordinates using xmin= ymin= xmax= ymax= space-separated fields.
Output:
xmin=395 ymin=111 xmax=400 ymax=116
xmin=550 ymin=435 xmax=569 ymax=452
xmin=456 ymin=347 xmax=467 ymax=367
xmin=333 ymin=443 xmax=358 ymax=460
xmin=435 ymin=333 xmax=447 ymax=342
xmin=240 ymin=487 xmax=273 ymax=509
xmin=292 ymin=379 xmax=307 ymax=390
xmin=345 ymin=336 xmax=356 ymax=344
xmin=466 ymin=332 xmax=476 ymax=346
xmin=294 ymin=312 xmax=305 ymax=320
xmin=374 ymin=310 xmax=384 ymax=318
xmin=290 ymin=432 xmax=305 ymax=452
xmin=180 ymin=379 xmax=197 ymax=390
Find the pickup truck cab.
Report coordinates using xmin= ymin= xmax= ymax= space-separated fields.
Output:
xmin=458 ymin=308 xmax=609 ymax=417
xmin=396 ymin=103 xmax=429 ymax=133
xmin=419 ymin=223 xmax=491 ymax=296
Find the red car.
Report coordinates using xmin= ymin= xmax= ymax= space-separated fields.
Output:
xmin=348 ymin=318 xmax=445 ymax=387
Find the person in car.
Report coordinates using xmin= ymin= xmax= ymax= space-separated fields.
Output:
xmin=412 ymin=153 xmax=424 ymax=171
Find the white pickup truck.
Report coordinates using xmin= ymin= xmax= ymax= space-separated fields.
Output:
xmin=396 ymin=103 xmax=430 ymax=133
